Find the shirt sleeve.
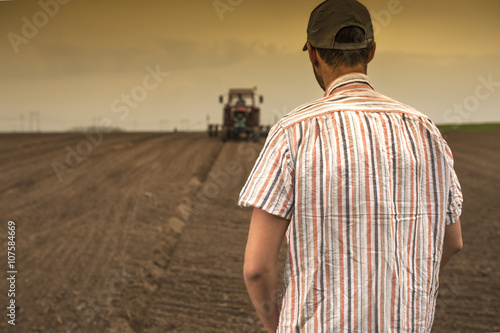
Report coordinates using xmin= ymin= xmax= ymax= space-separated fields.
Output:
xmin=444 ymin=140 xmax=463 ymax=225
xmin=238 ymin=124 xmax=294 ymax=220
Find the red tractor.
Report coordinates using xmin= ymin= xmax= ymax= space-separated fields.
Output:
xmin=215 ymin=88 xmax=263 ymax=142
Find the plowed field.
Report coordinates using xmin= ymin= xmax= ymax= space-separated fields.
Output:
xmin=0 ymin=131 xmax=498 ymax=332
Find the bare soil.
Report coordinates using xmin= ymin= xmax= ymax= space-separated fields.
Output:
xmin=0 ymin=131 xmax=498 ymax=332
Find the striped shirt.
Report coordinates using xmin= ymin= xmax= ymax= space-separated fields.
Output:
xmin=238 ymin=73 xmax=463 ymax=332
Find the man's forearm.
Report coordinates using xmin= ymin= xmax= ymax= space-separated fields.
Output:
xmin=244 ymin=270 xmax=280 ymax=333
xmin=440 ymin=244 xmax=459 ymax=269
xmin=243 ymin=208 xmax=289 ymax=332
xmin=440 ymin=220 xmax=463 ymax=270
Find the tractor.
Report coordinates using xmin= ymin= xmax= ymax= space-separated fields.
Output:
xmin=213 ymin=88 xmax=263 ymax=142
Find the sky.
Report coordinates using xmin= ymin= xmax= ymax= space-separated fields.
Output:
xmin=0 ymin=0 xmax=499 ymax=132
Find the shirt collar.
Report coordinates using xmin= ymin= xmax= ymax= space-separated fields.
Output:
xmin=324 ymin=72 xmax=374 ymax=97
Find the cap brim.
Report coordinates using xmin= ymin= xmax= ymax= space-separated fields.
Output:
xmin=302 ymin=42 xmax=308 ymax=51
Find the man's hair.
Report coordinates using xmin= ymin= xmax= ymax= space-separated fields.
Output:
xmin=316 ymin=26 xmax=373 ymax=71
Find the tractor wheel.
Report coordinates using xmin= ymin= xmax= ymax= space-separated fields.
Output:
xmin=221 ymin=127 xmax=228 ymax=142
xmin=252 ymin=127 xmax=260 ymax=142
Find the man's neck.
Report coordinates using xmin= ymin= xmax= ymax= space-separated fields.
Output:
xmin=322 ymin=65 xmax=366 ymax=91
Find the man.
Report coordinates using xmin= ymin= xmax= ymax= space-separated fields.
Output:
xmin=238 ymin=0 xmax=463 ymax=332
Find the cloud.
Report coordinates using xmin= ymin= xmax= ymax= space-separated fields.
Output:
xmin=0 ymin=38 xmax=295 ymax=79
xmin=158 ymin=38 xmax=257 ymax=70
xmin=0 ymin=43 xmax=153 ymax=78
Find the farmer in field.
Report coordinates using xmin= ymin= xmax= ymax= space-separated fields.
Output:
xmin=238 ymin=0 xmax=463 ymax=332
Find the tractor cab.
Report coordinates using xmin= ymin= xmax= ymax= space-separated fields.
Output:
xmin=215 ymin=88 xmax=263 ymax=141
xmin=232 ymin=94 xmax=250 ymax=127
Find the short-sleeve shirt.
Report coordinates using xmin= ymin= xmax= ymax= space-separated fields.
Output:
xmin=238 ymin=73 xmax=463 ymax=332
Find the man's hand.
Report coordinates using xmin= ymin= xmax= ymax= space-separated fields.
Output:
xmin=243 ymin=208 xmax=290 ymax=333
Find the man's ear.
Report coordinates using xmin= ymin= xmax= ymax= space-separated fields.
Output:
xmin=367 ymin=42 xmax=376 ymax=64
xmin=307 ymin=42 xmax=319 ymax=67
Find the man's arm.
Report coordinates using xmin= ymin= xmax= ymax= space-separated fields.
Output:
xmin=243 ymin=207 xmax=290 ymax=333
xmin=440 ymin=219 xmax=463 ymax=269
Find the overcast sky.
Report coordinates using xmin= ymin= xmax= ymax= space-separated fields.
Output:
xmin=0 ymin=0 xmax=499 ymax=132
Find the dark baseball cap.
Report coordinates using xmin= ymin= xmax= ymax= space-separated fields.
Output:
xmin=303 ymin=0 xmax=374 ymax=51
